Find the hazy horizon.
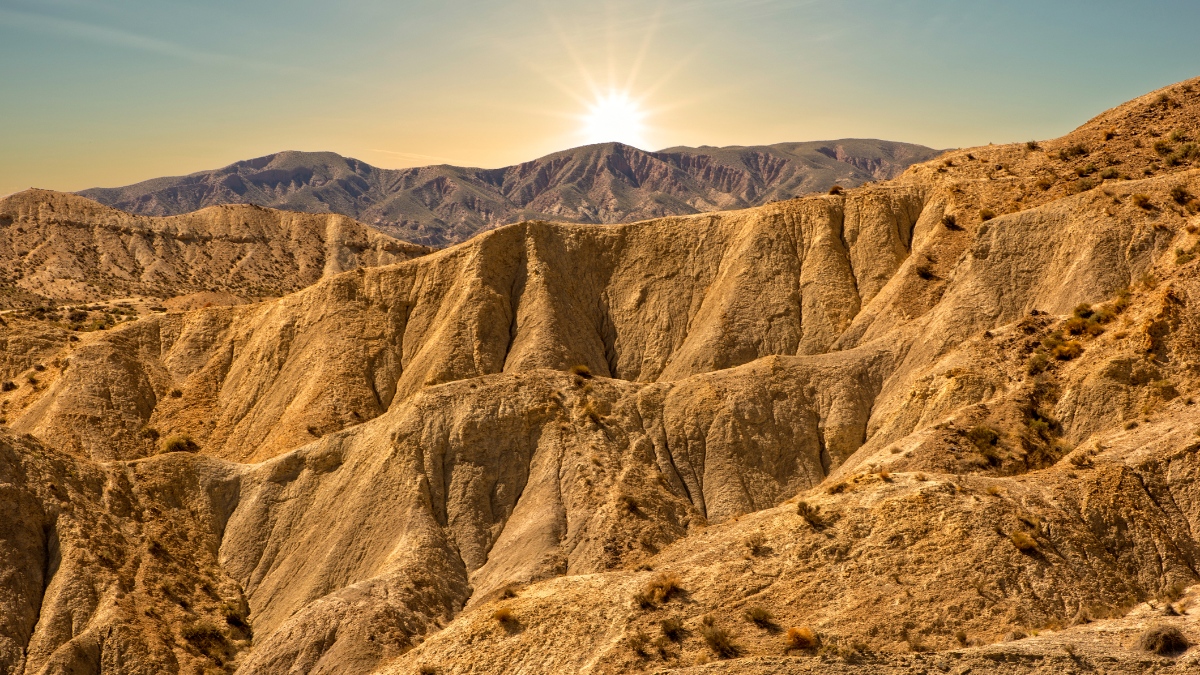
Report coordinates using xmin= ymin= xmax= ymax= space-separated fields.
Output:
xmin=3 ymin=0 xmax=1199 ymax=196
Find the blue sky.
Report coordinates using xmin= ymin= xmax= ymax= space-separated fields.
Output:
xmin=2 ymin=0 xmax=1198 ymax=195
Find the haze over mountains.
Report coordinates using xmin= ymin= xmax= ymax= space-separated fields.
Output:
xmin=79 ymin=140 xmax=941 ymax=246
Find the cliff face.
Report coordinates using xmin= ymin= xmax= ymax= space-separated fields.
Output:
xmin=77 ymin=140 xmax=941 ymax=246
xmin=3 ymin=79 xmax=1200 ymax=675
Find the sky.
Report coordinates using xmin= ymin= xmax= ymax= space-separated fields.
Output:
xmin=2 ymin=0 xmax=1199 ymax=196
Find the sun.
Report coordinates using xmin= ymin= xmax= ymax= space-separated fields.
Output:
xmin=581 ymin=91 xmax=647 ymax=147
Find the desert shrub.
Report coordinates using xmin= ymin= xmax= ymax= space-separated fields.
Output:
xmin=915 ymin=262 xmax=936 ymax=280
xmin=660 ymin=617 xmax=685 ymax=641
xmin=828 ymin=185 xmax=844 ymax=195
xmin=1076 ymin=163 xmax=1097 ymax=177
xmin=955 ymin=630 xmax=969 ymax=646
xmin=569 ymin=364 xmax=592 ymax=379
xmin=826 ymin=482 xmax=846 ymax=495
xmin=1 ymin=381 xmax=15 ymax=392
xmin=878 ymin=468 xmax=892 ymax=481
xmin=1138 ymin=624 xmax=1189 ymax=655
xmin=25 ymin=374 xmax=38 ymax=386
xmin=644 ymin=573 xmax=684 ymax=604
xmin=181 ymin=621 xmax=225 ymax=654
xmin=629 ymin=630 xmax=652 ymax=658
xmin=160 ymin=434 xmax=198 ymax=453
xmin=744 ymin=606 xmax=775 ymax=628
xmin=1009 ymin=531 xmax=1038 ymax=552
xmin=493 ymin=606 xmax=515 ymax=624
xmin=1154 ymin=139 xmax=1174 ymax=156
xmin=985 ymin=485 xmax=1003 ymax=496
xmin=744 ymin=532 xmax=767 ymax=555
xmin=701 ymin=625 xmax=740 ymax=658
xmin=1035 ymin=177 xmax=1053 ymax=190
xmin=796 ymin=501 xmax=823 ymax=527
xmin=979 ymin=208 xmax=996 ymax=221
xmin=967 ymin=426 xmax=999 ymax=450
xmin=1181 ymin=143 xmax=1199 ymax=159
xmin=786 ymin=626 xmax=819 ymax=650
xmin=1025 ymin=140 xmax=1040 ymax=150
xmin=1100 ymin=167 xmax=1120 ymax=179
xmin=1058 ymin=144 xmax=1088 ymax=160
xmin=1171 ymin=186 xmax=1193 ymax=204
xmin=1051 ymin=340 xmax=1083 ymax=360
xmin=1132 ymin=193 xmax=1152 ymax=209
xmin=169 ymin=389 xmax=183 ymax=398
xmin=67 ymin=309 xmax=88 ymax=322
xmin=941 ymin=213 xmax=962 ymax=230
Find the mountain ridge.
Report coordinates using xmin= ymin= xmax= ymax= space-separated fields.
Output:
xmin=77 ymin=140 xmax=943 ymax=246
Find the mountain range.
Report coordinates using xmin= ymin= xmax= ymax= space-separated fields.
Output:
xmin=78 ymin=140 xmax=942 ymax=246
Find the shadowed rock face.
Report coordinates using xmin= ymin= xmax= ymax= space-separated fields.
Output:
xmin=77 ymin=140 xmax=942 ymax=246
xmin=4 ymin=78 xmax=1200 ymax=675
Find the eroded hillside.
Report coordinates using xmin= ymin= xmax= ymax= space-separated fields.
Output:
xmin=3 ymin=78 xmax=1200 ymax=675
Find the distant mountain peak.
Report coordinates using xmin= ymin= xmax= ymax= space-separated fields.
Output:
xmin=79 ymin=140 xmax=943 ymax=247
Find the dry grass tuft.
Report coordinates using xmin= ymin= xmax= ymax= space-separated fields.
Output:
xmin=786 ymin=626 xmax=819 ymax=651
xmin=569 ymin=364 xmax=593 ymax=379
xmin=744 ymin=532 xmax=767 ymax=556
xmin=744 ymin=606 xmax=775 ymax=628
xmin=493 ymin=606 xmax=515 ymax=624
xmin=1138 ymin=624 xmax=1189 ymax=655
xmin=1009 ymin=531 xmax=1038 ymax=552
xmin=701 ymin=625 xmax=741 ymax=659
xmin=660 ymin=617 xmax=685 ymax=641
xmin=828 ymin=185 xmax=844 ymax=195
xmin=796 ymin=500 xmax=824 ymax=527
xmin=160 ymin=433 xmax=198 ymax=454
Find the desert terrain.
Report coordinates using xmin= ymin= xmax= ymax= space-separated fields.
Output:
xmin=2 ymin=77 xmax=1200 ymax=675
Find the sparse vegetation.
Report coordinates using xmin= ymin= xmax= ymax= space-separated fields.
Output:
xmin=786 ymin=626 xmax=819 ymax=651
xmin=744 ymin=532 xmax=767 ymax=555
xmin=1131 ymin=193 xmax=1153 ymax=209
xmin=181 ymin=620 xmax=225 ymax=654
xmin=941 ymin=213 xmax=962 ymax=230
xmin=1 ymin=381 xmax=15 ymax=392
xmin=796 ymin=500 xmax=824 ymax=527
xmin=660 ymin=617 xmax=685 ymax=641
xmin=1138 ymin=624 xmax=1189 ymax=655
xmin=1025 ymin=140 xmax=1040 ymax=151
xmin=1058 ymin=144 xmax=1088 ymax=160
xmin=1171 ymin=185 xmax=1193 ymax=205
xmin=1009 ymin=531 xmax=1038 ymax=552
xmin=828 ymin=185 xmax=844 ymax=195
xmin=744 ymin=606 xmax=774 ymax=628
xmin=493 ymin=606 xmax=515 ymax=624
xmin=160 ymin=433 xmax=198 ymax=453
xmin=701 ymin=624 xmax=740 ymax=659
xmin=569 ymin=364 xmax=592 ymax=379
xmin=635 ymin=572 xmax=684 ymax=609
xmin=979 ymin=208 xmax=996 ymax=221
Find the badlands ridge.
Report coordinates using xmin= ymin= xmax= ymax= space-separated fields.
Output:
xmin=2 ymin=78 xmax=1200 ymax=674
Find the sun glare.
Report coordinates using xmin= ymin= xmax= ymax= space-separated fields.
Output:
xmin=582 ymin=91 xmax=647 ymax=147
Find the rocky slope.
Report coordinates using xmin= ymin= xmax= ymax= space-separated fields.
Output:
xmin=2 ymin=78 xmax=1200 ymax=675
xmin=0 ymin=189 xmax=430 ymax=310
xmin=77 ymin=140 xmax=941 ymax=246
